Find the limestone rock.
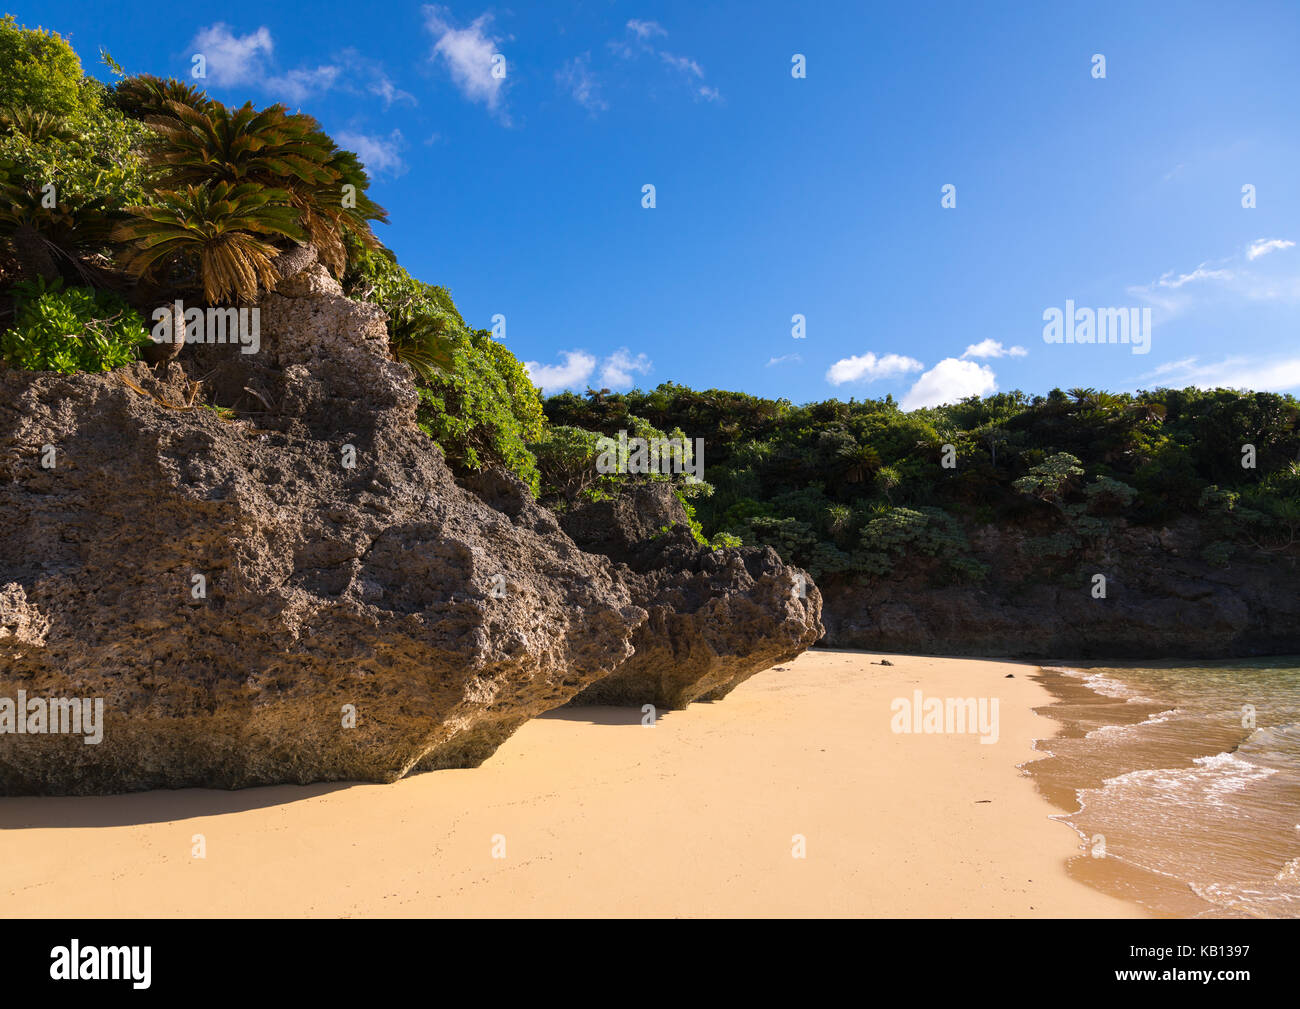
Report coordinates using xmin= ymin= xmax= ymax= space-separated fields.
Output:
xmin=557 ymin=483 xmax=824 ymax=707
xmin=817 ymin=521 xmax=1300 ymax=658
xmin=0 ymin=582 xmax=49 ymax=652
xmin=0 ymin=278 xmax=824 ymax=794
xmin=0 ymin=360 xmax=652 ymax=794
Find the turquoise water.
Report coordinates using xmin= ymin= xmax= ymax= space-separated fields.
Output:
xmin=1030 ymin=660 xmax=1300 ymax=918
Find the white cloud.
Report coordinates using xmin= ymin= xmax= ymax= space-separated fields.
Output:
xmin=660 ymin=52 xmax=703 ymax=78
xmin=335 ymin=49 xmax=416 ymax=107
xmin=423 ymin=6 xmax=506 ymax=115
xmin=190 ymin=24 xmax=273 ymax=87
xmin=767 ymin=353 xmax=802 ymax=367
xmin=599 ymin=348 xmax=653 ymax=388
xmin=525 ymin=349 xmax=653 ymax=393
xmin=962 ymin=339 xmax=1027 ymax=359
xmin=1136 ymin=355 xmax=1300 ymax=392
xmin=825 ymin=352 xmax=923 ymax=386
xmin=1129 ymin=245 xmax=1300 ymax=318
xmin=607 ymin=20 xmax=721 ymax=101
xmin=900 ymin=359 xmax=997 ymax=410
xmin=1127 ymin=257 xmax=1239 ymax=317
xmin=1138 ymin=357 xmax=1199 ymax=379
xmin=626 ymin=19 xmax=667 ymax=40
xmin=188 ymin=27 xmax=412 ymax=107
xmin=265 ymin=65 xmax=341 ymax=104
xmin=558 ymin=53 xmax=607 ymax=113
xmin=334 ymin=129 xmax=407 ymax=177
xmin=524 ymin=351 xmax=597 ymax=394
xmin=1156 ymin=264 xmax=1234 ymax=289
xmin=659 ymin=51 xmax=720 ymax=101
xmin=369 ymin=76 xmax=416 ymax=106
xmin=1248 ymin=238 xmax=1295 ymax=261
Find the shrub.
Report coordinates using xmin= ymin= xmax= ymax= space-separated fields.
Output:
xmin=0 ymin=24 xmax=150 ymax=217
xmin=743 ymin=515 xmax=819 ymax=563
xmin=1083 ymin=475 xmax=1138 ymax=512
xmin=673 ymin=489 xmax=708 ymax=546
xmin=531 ymin=424 xmax=613 ymax=502
xmin=343 ymin=246 xmax=547 ymax=494
xmin=806 ymin=540 xmax=855 ymax=578
xmin=854 ymin=506 xmax=984 ymax=581
xmin=417 ymin=328 xmax=545 ymax=495
xmin=0 ymin=16 xmax=85 ymax=119
xmin=1013 ymin=452 xmax=1084 ymax=503
xmin=1 ymin=277 xmax=148 ymax=372
xmin=1022 ymin=531 xmax=1081 ymax=559
xmin=1198 ymin=485 xmax=1239 ymax=513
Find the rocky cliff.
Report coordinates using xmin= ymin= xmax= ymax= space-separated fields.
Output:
xmin=0 ymin=267 xmax=822 ymax=795
xmin=818 ymin=521 xmax=1300 ymax=658
xmin=557 ymin=483 xmax=823 ymax=706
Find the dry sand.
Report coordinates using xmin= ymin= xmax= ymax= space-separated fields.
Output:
xmin=0 ymin=649 xmax=1144 ymax=917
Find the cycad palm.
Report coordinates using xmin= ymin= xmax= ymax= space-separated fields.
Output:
xmin=0 ymin=163 xmax=117 ymax=280
xmin=142 ymin=101 xmax=384 ymax=277
xmin=275 ymin=137 xmax=388 ymax=276
xmin=388 ymin=306 xmax=456 ymax=381
xmin=874 ymin=465 xmax=901 ymax=503
xmin=115 ymin=182 xmax=305 ymax=304
xmin=113 ymin=74 xmax=210 ymax=120
xmin=148 ymin=101 xmax=335 ymax=187
xmin=0 ymin=106 xmax=76 ymax=144
xmin=301 ymin=142 xmax=388 ymax=274
xmin=839 ymin=442 xmax=881 ymax=483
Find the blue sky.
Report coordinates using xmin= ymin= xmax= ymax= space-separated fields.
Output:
xmin=22 ymin=0 xmax=1300 ymax=407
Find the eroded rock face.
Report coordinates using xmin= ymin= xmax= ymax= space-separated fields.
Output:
xmin=557 ymin=484 xmax=824 ymax=708
xmin=0 ymin=272 xmax=823 ymax=794
xmin=0 ymin=582 xmax=48 ymax=652
xmin=0 ymin=273 xmax=645 ymax=794
xmin=818 ymin=522 xmax=1300 ymax=658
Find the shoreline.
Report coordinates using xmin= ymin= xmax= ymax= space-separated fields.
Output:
xmin=0 ymin=650 xmax=1146 ymax=917
xmin=1025 ymin=660 xmax=1300 ymax=918
xmin=1023 ymin=665 xmax=1206 ymax=918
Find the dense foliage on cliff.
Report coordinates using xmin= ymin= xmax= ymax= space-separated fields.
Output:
xmin=544 ymin=383 xmax=1300 ymax=581
xmin=0 ymin=16 xmax=547 ymax=492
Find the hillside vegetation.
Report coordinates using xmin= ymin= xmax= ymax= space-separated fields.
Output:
xmin=544 ymin=383 xmax=1300 ymax=584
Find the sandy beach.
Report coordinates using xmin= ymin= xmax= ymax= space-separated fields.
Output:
xmin=0 ymin=650 xmax=1143 ymax=918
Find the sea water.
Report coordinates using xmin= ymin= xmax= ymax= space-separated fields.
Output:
xmin=1026 ymin=660 xmax=1300 ymax=918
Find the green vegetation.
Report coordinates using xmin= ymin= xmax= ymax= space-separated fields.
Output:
xmin=115 ymin=182 xmax=305 ymax=304
xmin=543 ymin=384 xmax=1300 ymax=580
xmin=343 ymin=246 xmax=546 ymax=493
xmin=0 ymin=17 xmax=546 ymax=493
xmin=0 ymin=19 xmax=150 ymax=259
xmin=2 ymin=276 xmax=148 ymax=372
xmin=0 ymin=16 xmax=85 ymax=118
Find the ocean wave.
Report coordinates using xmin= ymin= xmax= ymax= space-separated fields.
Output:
xmin=1237 ymin=722 xmax=1300 ymax=771
xmin=1191 ymin=878 xmax=1300 ymax=917
xmin=1091 ymin=751 xmax=1276 ymax=809
xmin=1083 ymin=706 xmax=1179 ymax=740
xmin=1052 ymin=666 xmax=1145 ymax=700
